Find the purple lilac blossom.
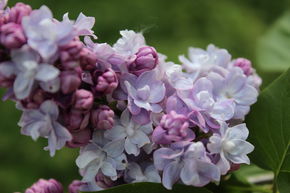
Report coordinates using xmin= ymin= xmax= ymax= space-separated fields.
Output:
xmin=207 ymin=122 xmax=254 ymax=175
xmin=104 ymin=109 xmax=153 ymax=156
xmin=11 ymin=46 xmax=60 ymax=99
xmin=0 ymin=23 xmax=26 ymax=49
xmin=8 ymin=2 xmax=32 ymax=24
xmin=91 ymin=105 xmax=114 ymax=130
xmin=19 ymin=100 xmax=72 ymax=156
xmin=154 ymin=142 xmax=220 ymax=189
xmin=22 ymin=6 xmax=74 ymax=60
xmin=124 ymin=162 xmax=161 ymax=183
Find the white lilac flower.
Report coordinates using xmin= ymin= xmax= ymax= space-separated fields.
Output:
xmin=11 ymin=46 xmax=60 ymax=99
xmin=179 ymin=44 xmax=231 ymax=75
xmin=207 ymin=122 xmax=254 ymax=175
xmin=76 ymin=131 xmax=127 ymax=183
xmin=208 ymin=67 xmax=258 ymax=119
xmin=154 ymin=142 xmax=220 ymax=189
xmin=125 ymin=162 xmax=161 ymax=183
xmin=18 ymin=100 xmax=72 ymax=156
xmin=22 ymin=6 xmax=74 ymax=60
xmin=113 ymin=30 xmax=146 ymax=56
xmin=63 ymin=12 xmax=97 ymax=38
xmin=104 ymin=110 xmax=153 ymax=156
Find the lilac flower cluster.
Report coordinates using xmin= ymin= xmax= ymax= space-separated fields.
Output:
xmin=0 ymin=1 xmax=262 ymax=192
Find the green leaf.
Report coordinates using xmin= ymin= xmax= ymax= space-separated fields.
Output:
xmin=82 ymin=182 xmax=212 ymax=193
xmin=257 ymin=11 xmax=290 ymax=87
xmin=246 ymin=69 xmax=290 ymax=193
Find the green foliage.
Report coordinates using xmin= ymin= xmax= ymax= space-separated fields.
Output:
xmin=257 ymin=12 xmax=290 ymax=87
xmin=246 ymin=69 xmax=290 ymax=193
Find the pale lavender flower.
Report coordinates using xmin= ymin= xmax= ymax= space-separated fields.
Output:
xmin=113 ymin=30 xmax=145 ymax=56
xmin=154 ymin=142 xmax=220 ymax=189
xmin=152 ymin=111 xmax=195 ymax=144
xmin=63 ymin=12 xmax=97 ymax=38
xmin=208 ymin=67 xmax=258 ymax=119
xmin=179 ymin=44 xmax=231 ymax=75
xmin=91 ymin=105 xmax=114 ymax=130
xmin=8 ymin=2 xmax=32 ymax=24
xmin=0 ymin=60 xmax=15 ymax=88
xmin=76 ymin=131 xmax=127 ymax=183
xmin=22 ymin=6 xmax=74 ymax=60
xmin=11 ymin=46 xmax=60 ymax=99
xmin=25 ymin=179 xmax=63 ymax=193
xmin=124 ymin=70 xmax=165 ymax=124
xmin=104 ymin=109 xmax=153 ymax=156
xmin=19 ymin=100 xmax=72 ymax=156
xmin=0 ymin=23 xmax=26 ymax=49
xmin=207 ymin=122 xmax=254 ymax=175
xmin=125 ymin=162 xmax=161 ymax=183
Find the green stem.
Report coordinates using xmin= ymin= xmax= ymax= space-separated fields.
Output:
xmin=226 ymin=185 xmax=272 ymax=193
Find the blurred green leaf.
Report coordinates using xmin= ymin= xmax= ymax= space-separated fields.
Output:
xmin=257 ymin=11 xmax=290 ymax=86
xmin=246 ymin=69 xmax=290 ymax=193
xmin=82 ymin=182 xmax=212 ymax=193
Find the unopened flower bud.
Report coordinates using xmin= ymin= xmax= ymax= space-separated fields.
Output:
xmin=91 ymin=105 xmax=114 ymax=130
xmin=152 ymin=111 xmax=195 ymax=144
xmin=234 ymin=58 xmax=253 ymax=76
xmin=8 ymin=3 xmax=32 ymax=24
xmin=68 ymin=180 xmax=83 ymax=193
xmin=94 ymin=68 xmax=118 ymax=95
xmin=60 ymin=39 xmax=83 ymax=70
xmin=66 ymin=128 xmax=92 ymax=148
xmin=128 ymin=46 xmax=158 ymax=76
xmin=25 ymin=179 xmax=63 ymax=193
xmin=74 ymin=89 xmax=93 ymax=111
xmin=0 ymin=23 xmax=26 ymax=49
xmin=60 ymin=71 xmax=81 ymax=94
xmin=80 ymin=48 xmax=97 ymax=71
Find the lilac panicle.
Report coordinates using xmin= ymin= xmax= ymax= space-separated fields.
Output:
xmin=91 ymin=105 xmax=114 ymax=130
xmin=152 ymin=111 xmax=195 ymax=144
xmin=25 ymin=179 xmax=63 ymax=193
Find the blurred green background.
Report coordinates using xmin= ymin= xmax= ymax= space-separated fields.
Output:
xmin=1 ymin=0 xmax=289 ymax=192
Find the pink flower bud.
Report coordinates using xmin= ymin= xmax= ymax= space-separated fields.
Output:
xmin=66 ymin=128 xmax=92 ymax=148
xmin=68 ymin=180 xmax=83 ymax=193
xmin=21 ymin=89 xmax=46 ymax=109
xmin=91 ymin=105 xmax=114 ymax=130
xmin=233 ymin=58 xmax=253 ymax=76
xmin=25 ymin=179 xmax=63 ymax=193
xmin=8 ymin=3 xmax=32 ymax=24
xmin=62 ymin=109 xmax=90 ymax=131
xmin=60 ymin=71 xmax=81 ymax=94
xmin=0 ymin=23 xmax=26 ymax=49
xmin=60 ymin=39 xmax=84 ymax=70
xmin=80 ymin=48 xmax=97 ymax=71
xmin=94 ymin=68 xmax=118 ymax=95
xmin=74 ymin=89 xmax=93 ymax=111
xmin=128 ymin=46 xmax=158 ymax=76
xmin=152 ymin=111 xmax=195 ymax=144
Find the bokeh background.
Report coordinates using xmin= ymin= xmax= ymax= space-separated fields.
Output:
xmin=1 ymin=0 xmax=289 ymax=192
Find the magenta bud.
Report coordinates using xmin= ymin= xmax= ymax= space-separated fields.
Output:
xmin=233 ymin=58 xmax=253 ymax=76
xmin=66 ymin=128 xmax=92 ymax=148
xmin=25 ymin=179 xmax=63 ymax=193
xmin=60 ymin=71 xmax=81 ymax=94
xmin=60 ymin=39 xmax=84 ymax=70
xmin=74 ymin=89 xmax=93 ymax=111
xmin=128 ymin=46 xmax=158 ymax=76
xmin=8 ymin=3 xmax=32 ymax=24
xmin=94 ymin=68 xmax=118 ymax=94
xmin=91 ymin=105 xmax=114 ymax=130
xmin=80 ymin=48 xmax=97 ymax=71
xmin=0 ymin=23 xmax=26 ymax=49
xmin=68 ymin=180 xmax=83 ymax=193
xmin=63 ymin=109 xmax=90 ymax=131
xmin=152 ymin=111 xmax=195 ymax=144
